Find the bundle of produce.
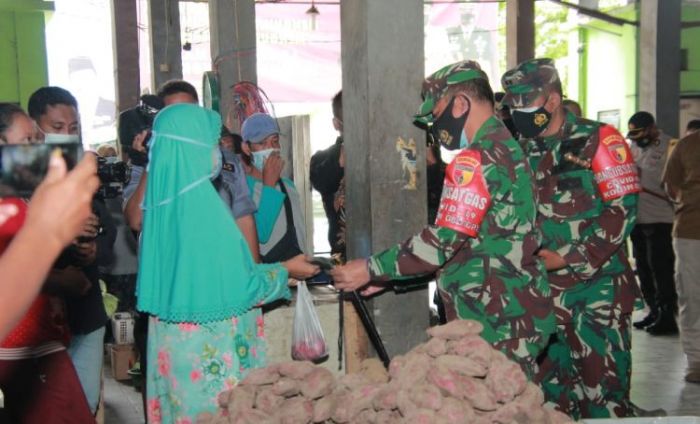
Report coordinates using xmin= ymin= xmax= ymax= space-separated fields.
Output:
xmin=197 ymin=320 xmax=575 ymax=424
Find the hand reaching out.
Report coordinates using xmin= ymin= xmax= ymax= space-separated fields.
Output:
xmin=282 ymin=254 xmax=320 ymax=280
xmin=331 ymin=258 xmax=371 ymax=292
xmin=76 ymin=213 xmax=100 ymax=240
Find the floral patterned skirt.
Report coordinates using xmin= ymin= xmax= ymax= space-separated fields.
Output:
xmin=146 ymin=311 xmax=266 ymax=424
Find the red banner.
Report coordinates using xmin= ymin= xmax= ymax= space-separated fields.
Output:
xmin=591 ymin=125 xmax=641 ymax=201
xmin=435 ymin=149 xmax=491 ymax=236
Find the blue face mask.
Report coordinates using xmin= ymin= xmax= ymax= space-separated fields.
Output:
xmin=211 ymin=148 xmax=223 ymax=179
xmin=251 ymin=148 xmax=280 ymax=171
xmin=44 ymin=132 xmax=80 ymax=145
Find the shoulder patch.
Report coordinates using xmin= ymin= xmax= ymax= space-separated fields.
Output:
xmin=435 ymin=149 xmax=491 ymax=236
xmin=591 ymin=125 xmax=641 ymax=201
xmin=222 ymin=162 xmax=235 ymax=173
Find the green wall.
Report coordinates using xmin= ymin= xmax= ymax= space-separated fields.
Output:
xmin=575 ymin=5 xmax=637 ymax=131
xmin=576 ymin=3 xmax=700 ymax=131
xmin=0 ymin=1 xmax=53 ymax=109
xmin=681 ymin=5 xmax=700 ymax=95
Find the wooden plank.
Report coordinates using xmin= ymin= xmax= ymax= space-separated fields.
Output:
xmin=208 ymin=0 xmax=257 ymax=128
xmin=111 ymin=0 xmax=140 ymax=112
xmin=277 ymin=114 xmax=314 ymax=255
xmin=343 ymin=299 xmax=368 ymax=374
xmin=148 ymin=0 xmax=182 ymax=91
xmin=506 ymin=0 xmax=535 ymax=69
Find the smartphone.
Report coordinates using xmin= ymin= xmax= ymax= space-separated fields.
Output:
xmin=310 ymin=257 xmax=335 ymax=272
xmin=307 ymin=270 xmax=333 ymax=285
xmin=0 ymin=143 xmax=82 ymax=198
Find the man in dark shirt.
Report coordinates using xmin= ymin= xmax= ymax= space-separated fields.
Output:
xmin=310 ymin=91 xmax=345 ymax=257
xmin=28 ymin=86 xmax=117 ymax=414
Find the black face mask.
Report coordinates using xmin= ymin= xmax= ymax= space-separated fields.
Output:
xmin=502 ymin=118 xmax=520 ymax=139
xmin=629 ymin=129 xmax=653 ymax=148
xmin=429 ymin=96 xmax=470 ymax=151
xmin=511 ymin=101 xmax=552 ymax=138
xmin=634 ymin=137 xmax=653 ymax=148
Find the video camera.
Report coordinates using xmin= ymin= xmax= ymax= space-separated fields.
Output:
xmin=96 ymin=156 xmax=130 ymax=199
xmin=118 ymin=94 xmax=163 ymax=167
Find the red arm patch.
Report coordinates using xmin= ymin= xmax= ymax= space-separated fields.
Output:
xmin=591 ymin=125 xmax=641 ymax=201
xmin=435 ymin=149 xmax=491 ymax=237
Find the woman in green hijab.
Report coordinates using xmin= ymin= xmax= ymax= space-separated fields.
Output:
xmin=136 ymin=103 xmax=317 ymax=423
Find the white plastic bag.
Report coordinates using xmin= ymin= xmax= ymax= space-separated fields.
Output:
xmin=291 ymin=281 xmax=328 ymax=361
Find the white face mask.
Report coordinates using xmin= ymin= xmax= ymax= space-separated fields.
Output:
xmin=44 ymin=133 xmax=80 ymax=145
xmin=251 ymin=148 xmax=280 ymax=171
xmin=211 ymin=148 xmax=223 ymax=179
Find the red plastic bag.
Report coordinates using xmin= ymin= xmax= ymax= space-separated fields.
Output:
xmin=291 ymin=281 xmax=328 ymax=361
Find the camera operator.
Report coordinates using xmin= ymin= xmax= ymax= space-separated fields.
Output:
xmin=28 ymin=86 xmax=116 ymax=416
xmin=95 ymin=145 xmax=139 ymax=313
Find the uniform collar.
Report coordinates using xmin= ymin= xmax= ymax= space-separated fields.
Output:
xmin=471 ymin=115 xmax=505 ymax=145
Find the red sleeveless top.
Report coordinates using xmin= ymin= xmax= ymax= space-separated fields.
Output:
xmin=0 ymin=198 xmax=69 ymax=348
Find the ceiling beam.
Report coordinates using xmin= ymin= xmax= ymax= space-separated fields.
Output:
xmin=547 ymin=0 xmax=638 ymax=26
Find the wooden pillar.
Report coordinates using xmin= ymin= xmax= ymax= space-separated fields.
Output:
xmin=506 ymin=0 xmax=535 ymax=69
xmin=639 ymin=0 xmax=681 ymax=136
xmin=277 ymin=115 xmax=313 ymax=255
xmin=208 ymin=0 xmax=257 ymax=128
xmin=111 ymin=0 xmax=140 ymax=112
xmin=148 ymin=0 xmax=182 ymax=91
xmin=341 ymin=0 xmax=428 ymax=368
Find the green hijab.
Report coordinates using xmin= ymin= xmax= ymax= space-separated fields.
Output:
xmin=136 ymin=103 xmax=287 ymax=323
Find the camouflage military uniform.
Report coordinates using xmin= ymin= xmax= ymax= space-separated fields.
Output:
xmin=502 ymin=59 xmax=642 ymax=419
xmin=367 ymin=61 xmax=555 ymax=379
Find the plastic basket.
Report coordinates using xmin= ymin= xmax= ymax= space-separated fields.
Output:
xmin=111 ymin=312 xmax=135 ymax=345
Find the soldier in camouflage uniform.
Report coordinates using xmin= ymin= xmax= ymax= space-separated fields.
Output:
xmin=331 ymin=60 xmax=555 ymax=378
xmin=501 ymin=58 xmax=642 ymax=419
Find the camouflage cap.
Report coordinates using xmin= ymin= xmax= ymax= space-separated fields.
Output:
xmin=500 ymin=58 xmax=560 ymax=109
xmin=414 ymin=60 xmax=489 ymax=127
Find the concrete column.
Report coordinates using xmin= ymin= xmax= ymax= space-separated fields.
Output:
xmin=111 ymin=0 xmax=140 ymax=112
xmin=209 ymin=0 xmax=257 ymax=128
xmin=639 ymin=0 xmax=681 ymax=137
xmin=148 ymin=0 xmax=182 ymax=91
xmin=506 ymin=0 xmax=535 ymax=69
xmin=341 ymin=0 xmax=428 ymax=359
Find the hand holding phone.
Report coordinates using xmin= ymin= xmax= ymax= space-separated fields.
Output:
xmin=24 ymin=153 xmax=99 ymax=250
xmin=310 ymin=257 xmax=335 ymax=272
xmin=0 ymin=143 xmax=82 ymax=198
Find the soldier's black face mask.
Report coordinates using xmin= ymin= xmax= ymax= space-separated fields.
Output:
xmin=429 ymin=95 xmax=470 ymax=151
xmin=511 ymin=97 xmax=552 ymax=138
xmin=629 ymin=128 xmax=653 ymax=148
